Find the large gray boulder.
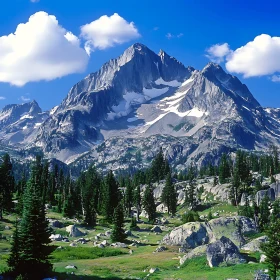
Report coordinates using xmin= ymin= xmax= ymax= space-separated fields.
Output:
xmin=162 ymin=216 xmax=258 ymax=249
xmin=241 ymin=236 xmax=268 ymax=252
xmin=206 ymin=236 xmax=246 ymax=267
xmin=255 ymin=188 xmax=275 ymax=206
xmin=66 ymin=225 xmax=85 ymax=237
xmin=162 ymin=222 xmax=209 ymax=249
xmin=270 ymin=182 xmax=280 ymax=199
xmin=179 ymin=245 xmax=207 ymax=265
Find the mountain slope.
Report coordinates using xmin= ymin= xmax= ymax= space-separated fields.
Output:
xmin=0 ymin=43 xmax=280 ymax=170
xmin=0 ymin=100 xmax=49 ymax=145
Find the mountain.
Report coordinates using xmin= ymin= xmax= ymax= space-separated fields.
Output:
xmin=0 ymin=43 xmax=280 ymax=172
xmin=0 ymin=100 xmax=49 ymax=146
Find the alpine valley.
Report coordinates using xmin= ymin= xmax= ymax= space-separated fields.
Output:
xmin=1 ymin=43 xmax=280 ymax=173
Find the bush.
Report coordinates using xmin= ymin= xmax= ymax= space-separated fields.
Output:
xmin=182 ymin=211 xmax=200 ymax=223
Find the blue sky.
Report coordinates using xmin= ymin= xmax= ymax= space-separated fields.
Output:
xmin=0 ymin=0 xmax=280 ymax=110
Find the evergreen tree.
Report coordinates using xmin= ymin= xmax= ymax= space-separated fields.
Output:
xmin=185 ymin=180 xmax=197 ymax=210
xmin=261 ymin=219 xmax=280 ymax=280
xmin=161 ymin=173 xmax=177 ymax=215
xmin=7 ymin=219 xmax=20 ymax=272
xmin=133 ymin=185 xmax=141 ymax=221
xmin=142 ymin=183 xmax=156 ymax=222
xmin=259 ymin=195 xmax=270 ymax=230
xmin=130 ymin=217 xmax=138 ymax=230
xmin=271 ymin=199 xmax=280 ymax=223
xmin=102 ymin=171 xmax=120 ymax=222
xmin=219 ymin=153 xmax=231 ymax=184
xmin=111 ymin=203 xmax=126 ymax=243
xmin=124 ymin=178 xmax=134 ymax=217
xmin=207 ymin=210 xmax=213 ymax=221
xmin=0 ymin=153 xmax=14 ymax=219
xmin=14 ymin=169 xmax=52 ymax=278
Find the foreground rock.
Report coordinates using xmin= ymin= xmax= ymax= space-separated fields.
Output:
xmin=162 ymin=216 xmax=258 ymax=249
xmin=241 ymin=236 xmax=268 ymax=252
xmin=206 ymin=236 xmax=246 ymax=267
xmin=179 ymin=245 xmax=207 ymax=265
xmin=66 ymin=225 xmax=85 ymax=237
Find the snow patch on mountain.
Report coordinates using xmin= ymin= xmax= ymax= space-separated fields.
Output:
xmin=154 ymin=78 xmax=181 ymax=87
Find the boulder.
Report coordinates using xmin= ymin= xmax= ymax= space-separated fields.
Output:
xmin=101 ymin=240 xmax=108 ymax=246
xmin=260 ymin=254 xmax=267 ymax=263
xmin=69 ymin=242 xmax=77 ymax=247
xmin=65 ymin=265 xmax=77 ymax=269
xmin=270 ymin=182 xmax=280 ymax=199
xmin=49 ymin=234 xmax=62 ymax=241
xmin=161 ymin=217 xmax=169 ymax=224
xmin=255 ymin=189 xmax=275 ymax=206
xmin=49 ymin=220 xmax=64 ymax=228
xmin=156 ymin=203 xmax=168 ymax=213
xmin=111 ymin=242 xmax=128 ymax=248
xmin=151 ymin=226 xmax=162 ymax=233
xmin=154 ymin=246 xmax=167 ymax=253
xmin=140 ymin=210 xmax=149 ymax=218
xmin=206 ymin=236 xmax=246 ymax=267
xmin=66 ymin=225 xmax=85 ymax=237
xmin=162 ymin=222 xmax=209 ymax=249
xmin=254 ymin=270 xmax=271 ymax=280
xmin=125 ymin=230 xmax=132 ymax=236
xmin=180 ymin=245 xmax=207 ymax=265
xmin=105 ymin=230 xmax=111 ymax=236
xmin=149 ymin=267 xmax=159 ymax=274
xmin=241 ymin=236 xmax=268 ymax=252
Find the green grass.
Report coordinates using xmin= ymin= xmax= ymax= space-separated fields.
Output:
xmin=51 ymin=246 xmax=126 ymax=262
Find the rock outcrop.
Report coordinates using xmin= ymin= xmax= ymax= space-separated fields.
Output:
xmin=66 ymin=225 xmax=85 ymax=237
xmin=206 ymin=236 xmax=246 ymax=267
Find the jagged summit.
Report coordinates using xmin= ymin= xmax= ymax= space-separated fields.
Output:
xmin=0 ymin=43 xmax=279 ymax=167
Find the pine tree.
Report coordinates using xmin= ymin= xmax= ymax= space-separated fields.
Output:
xmin=7 ymin=219 xmax=20 ymax=272
xmin=102 ymin=171 xmax=120 ymax=223
xmin=161 ymin=173 xmax=177 ymax=215
xmin=219 ymin=153 xmax=231 ymax=184
xmin=261 ymin=219 xmax=280 ymax=280
xmin=124 ymin=178 xmax=134 ymax=217
xmin=142 ymin=183 xmax=156 ymax=222
xmin=111 ymin=203 xmax=126 ymax=243
xmin=271 ymin=199 xmax=280 ymax=223
xmin=185 ymin=180 xmax=197 ymax=210
xmin=133 ymin=185 xmax=141 ymax=221
xmin=259 ymin=195 xmax=270 ymax=230
xmin=15 ymin=170 xmax=52 ymax=278
xmin=0 ymin=153 xmax=14 ymax=219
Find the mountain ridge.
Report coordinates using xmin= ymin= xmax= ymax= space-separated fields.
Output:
xmin=0 ymin=43 xmax=279 ymax=171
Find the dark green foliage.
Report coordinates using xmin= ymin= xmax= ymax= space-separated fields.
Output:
xmin=7 ymin=219 xmax=20 ymax=271
xmin=102 ymin=170 xmax=120 ymax=223
xmin=111 ymin=203 xmax=126 ymax=243
xmin=207 ymin=210 xmax=213 ymax=221
xmin=259 ymin=195 xmax=270 ymax=230
xmin=142 ymin=183 xmax=156 ymax=222
xmin=161 ymin=173 xmax=177 ymax=215
xmin=150 ymin=148 xmax=170 ymax=182
xmin=185 ymin=180 xmax=197 ymax=210
xmin=182 ymin=211 xmax=200 ymax=223
xmin=133 ymin=184 xmax=141 ymax=221
xmin=130 ymin=217 xmax=138 ymax=230
xmin=124 ymin=177 xmax=134 ymax=217
xmin=271 ymin=199 xmax=280 ymax=223
xmin=80 ymin=165 xmax=101 ymax=226
xmin=0 ymin=153 xmax=14 ymax=219
xmin=261 ymin=219 xmax=280 ymax=280
xmin=8 ymin=160 xmax=52 ymax=279
xmin=219 ymin=153 xmax=231 ymax=184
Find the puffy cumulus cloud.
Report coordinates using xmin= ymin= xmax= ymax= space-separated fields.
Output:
xmin=81 ymin=13 xmax=140 ymax=55
xmin=166 ymin=32 xmax=184 ymax=39
xmin=0 ymin=11 xmax=89 ymax=86
xmin=0 ymin=96 xmax=6 ymax=100
xmin=226 ymin=34 xmax=280 ymax=78
xmin=205 ymin=43 xmax=231 ymax=63
xmin=271 ymin=75 xmax=280 ymax=82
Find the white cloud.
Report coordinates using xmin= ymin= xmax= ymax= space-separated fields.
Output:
xmin=226 ymin=34 xmax=280 ymax=78
xmin=166 ymin=32 xmax=184 ymax=39
xmin=0 ymin=96 xmax=6 ymax=100
xmin=81 ymin=13 xmax=140 ymax=55
xmin=205 ymin=43 xmax=231 ymax=63
xmin=271 ymin=75 xmax=280 ymax=82
xmin=30 ymin=0 xmax=40 ymax=2
xmin=0 ymin=11 xmax=89 ymax=86
xmin=20 ymin=95 xmax=31 ymax=102
xmin=153 ymin=27 xmax=159 ymax=31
